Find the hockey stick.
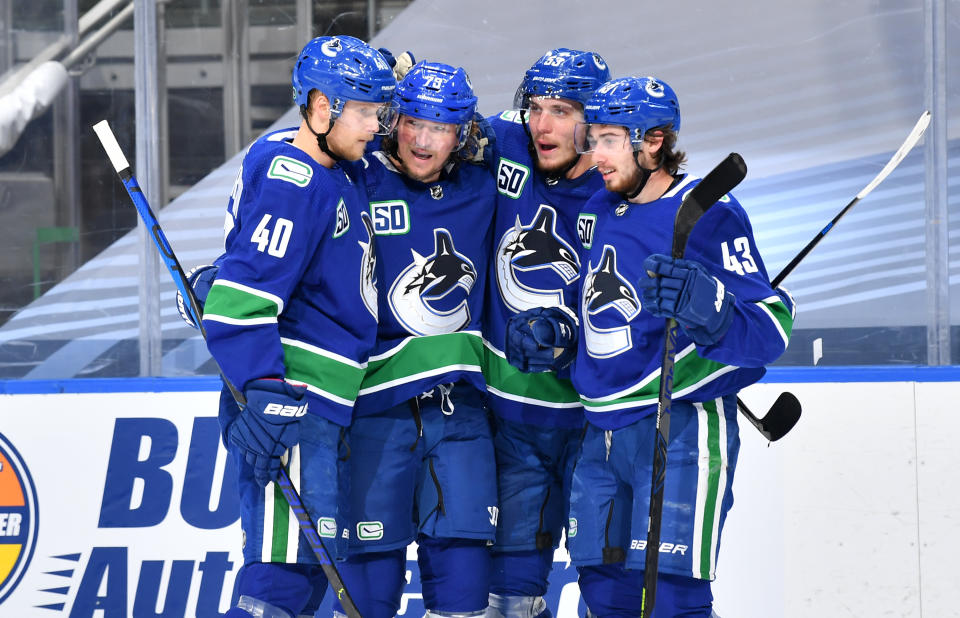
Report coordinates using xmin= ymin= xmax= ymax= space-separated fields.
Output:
xmin=92 ymin=120 xmax=362 ymax=618
xmin=736 ymin=110 xmax=932 ymax=441
xmin=772 ymin=110 xmax=931 ymax=289
xmin=641 ymin=152 xmax=748 ymax=618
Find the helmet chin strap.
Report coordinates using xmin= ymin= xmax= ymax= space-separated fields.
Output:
xmin=301 ymin=105 xmax=343 ymax=162
xmin=622 ymin=149 xmax=661 ymax=199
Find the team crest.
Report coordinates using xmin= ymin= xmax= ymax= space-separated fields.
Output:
xmin=581 ymin=245 xmax=641 ymax=358
xmin=0 ymin=432 xmax=39 ymax=605
xmin=358 ymin=212 xmax=378 ymax=319
xmin=267 ymin=155 xmax=312 ymax=187
xmin=645 ymin=78 xmax=666 ymax=98
xmin=389 ymin=228 xmax=477 ymax=335
xmin=495 ymin=204 xmax=580 ymax=312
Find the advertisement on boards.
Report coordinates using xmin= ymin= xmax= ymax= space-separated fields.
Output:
xmin=0 ymin=390 xmax=583 ymax=617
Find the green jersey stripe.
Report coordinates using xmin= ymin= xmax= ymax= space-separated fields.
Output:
xmin=359 ymin=331 xmax=485 ymax=392
xmin=281 ymin=337 xmax=366 ymax=369
xmin=757 ymin=297 xmax=794 ymax=347
xmin=697 ymin=399 xmax=723 ymax=579
xmin=483 ymin=342 xmax=581 ymax=406
xmin=282 ymin=341 xmax=366 ymax=405
xmin=204 ymin=280 xmax=282 ymax=322
xmin=270 ymin=482 xmax=290 ymax=562
xmin=582 ymin=352 xmax=738 ymax=412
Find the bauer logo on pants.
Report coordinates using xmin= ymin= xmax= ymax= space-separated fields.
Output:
xmin=0 ymin=432 xmax=39 ymax=605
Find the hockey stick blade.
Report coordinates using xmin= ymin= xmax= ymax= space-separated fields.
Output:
xmin=92 ymin=120 xmax=363 ymax=618
xmin=748 ymin=111 xmax=932 ymax=443
xmin=738 ymin=392 xmax=801 ymax=442
xmin=642 ymin=152 xmax=748 ymax=618
xmin=772 ymin=110 xmax=930 ymax=287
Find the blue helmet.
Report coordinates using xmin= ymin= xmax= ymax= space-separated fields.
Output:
xmin=583 ymin=76 xmax=681 ymax=147
xmin=394 ymin=61 xmax=478 ymax=148
xmin=513 ymin=48 xmax=611 ymax=109
xmin=292 ymin=35 xmax=396 ymax=116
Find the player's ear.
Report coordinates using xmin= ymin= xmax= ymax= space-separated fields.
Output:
xmin=308 ymin=89 xmax=332 ymax=127
xmin=645 ymin=130 xmax=664 ymax=156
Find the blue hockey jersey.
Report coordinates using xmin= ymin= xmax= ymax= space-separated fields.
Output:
xmin=350 ymin=152 xmax=495 ymax=415
xmin=483 ymin=111 xmax=606 ymax=428
xmin=573 ymin=174 xmax=795 ymax=430
xmin=202 ymin=128 xmax=379 ymax=427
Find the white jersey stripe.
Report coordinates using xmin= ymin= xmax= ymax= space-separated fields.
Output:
xmin=710 ymin=397 xmax=730 ymax=579
xmin=692 ymin=402 xmax=709 ymax=577
xmin=286 ymin=447 xmax=301 ymax=563
xmin=202 ymin=314 xmax=278 ymax=327
xmin=262 ymin=481 xmax=275 ymax=563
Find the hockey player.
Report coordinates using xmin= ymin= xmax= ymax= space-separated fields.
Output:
xmin=329 ymin=61 xmax=497 ymax=618
xmin=482 ymin=48 xmax=610 ymax=618
xmin=196 ymin=36 xmax=397 ymax=618
xmin=508 ymin=76 xmax=795 ymax=616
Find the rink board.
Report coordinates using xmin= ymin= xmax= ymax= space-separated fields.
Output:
xmin=0 ymin=372 xmax=957 ymax=617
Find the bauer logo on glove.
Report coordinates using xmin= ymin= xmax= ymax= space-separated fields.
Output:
xmin=263 ymin=401 xmax=309 ymax=417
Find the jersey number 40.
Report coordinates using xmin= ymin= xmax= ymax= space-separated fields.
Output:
xmin=251 ymin=213 xmax=293 ymax=258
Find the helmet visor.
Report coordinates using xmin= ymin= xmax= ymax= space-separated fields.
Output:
xmin=338 ymin=100 xmax=399 ymax=136
xmin=574 ymin=122 xmax=631 ymax=154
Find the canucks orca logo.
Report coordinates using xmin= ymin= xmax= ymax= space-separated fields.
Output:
xmin=359 ymin=212 xmax=378 ymax=320
xmin=581 ymin=245 xmax=641 ymax=358
xmin=496 ymin=204 xmax=580 ymax=312
xmin=0 ymin=432 xmax=39 ymax=605
xmin=389 ymin=228 xmax=477 ymax=335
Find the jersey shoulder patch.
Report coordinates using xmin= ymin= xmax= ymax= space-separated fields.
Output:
xmin=498 ymin=110 xmax=525 ymax=124
xmin=496 ymin=157 xmax=531 ymax=199
xmin=333 ymin=198 xmax=350 ymax=238
xmin=267 ymin=155 xmax=313 ymax=187
xmin=578 ymin=213 xmax=597 ymax=249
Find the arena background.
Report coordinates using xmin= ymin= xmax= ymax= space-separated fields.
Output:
xmin=0 ymin=0 xmax=957 ymax=616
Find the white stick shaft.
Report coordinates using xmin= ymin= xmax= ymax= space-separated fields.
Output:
xmin=92 ymin=119 xmax=130 ymax=173
xmin=856 ymin=110 xmax=931 ymax=200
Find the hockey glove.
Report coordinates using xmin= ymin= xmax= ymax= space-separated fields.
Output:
xmin=227 ymin=378 xmax=308 ymax=487
xmin=461 ymin=112 xmax=497 ymax=167
xmin=505 ymin=306 xmax=578 ymax=373
xmin=176 ymin=264 xmax=219 ymax=328
xmin=378 ymin=47 xmax=416 ymax=81
xmin=638 ymin=254 xmax=734 ymax=346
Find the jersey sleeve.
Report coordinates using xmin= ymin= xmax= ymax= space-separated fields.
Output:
xmin=683 ymin=196 xmax=795 ymax=368
xmin=202 ymin=162 xmax=330 ymax=391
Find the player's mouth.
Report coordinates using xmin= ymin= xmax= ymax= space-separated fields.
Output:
xmin=410 ymin=148 xmax=433 ymax=161
xmin=536 ymin=141 xmax=558 ymax=154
